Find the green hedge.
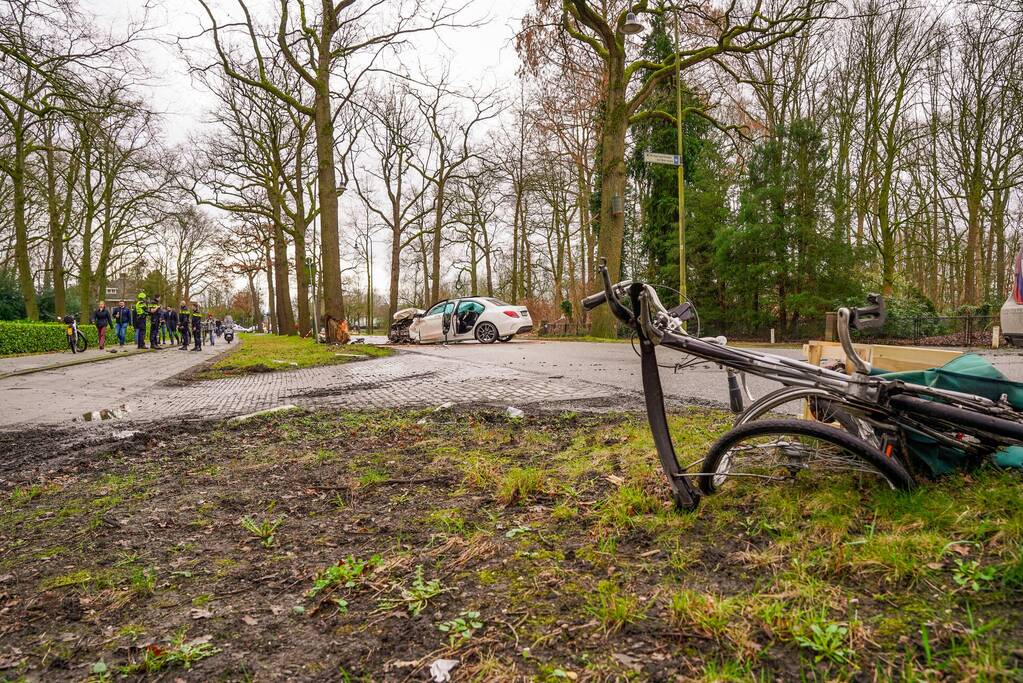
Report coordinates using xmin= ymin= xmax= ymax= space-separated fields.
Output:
xmin=0 ymin=320 xmax=138 ymax=355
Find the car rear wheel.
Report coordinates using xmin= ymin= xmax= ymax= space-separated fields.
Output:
xmin=498 ymin=335 xmax=513 ymax=343
xmin=475 ymin=322 xmax=499 ymax=344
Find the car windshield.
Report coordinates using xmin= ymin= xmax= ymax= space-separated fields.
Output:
xmin=486 ymin=298 xmax=511 ymax=307
xmin=426 ymin=301 xmax=449 ymax=316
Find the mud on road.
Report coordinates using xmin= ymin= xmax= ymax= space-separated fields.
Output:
xmin=1 ymin=407 xmax=1021 ymax=681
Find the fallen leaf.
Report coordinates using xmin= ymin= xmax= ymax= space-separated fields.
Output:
xmin=190 ymin=608 xmax=213 ymax=620
xmin=948 ymin=543 xmax=971 ymax=556
xmin=242 ymin=615 xmax=258 ymax=626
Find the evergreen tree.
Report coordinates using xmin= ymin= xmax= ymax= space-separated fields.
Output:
xmin=716 ymin=119 xmax=862 ymax=334
xmin=628 ymin=15 xmax=732 ymax=312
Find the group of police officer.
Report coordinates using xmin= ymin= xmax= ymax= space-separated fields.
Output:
xmin=132 ymin=291 xmax=204 ymax=352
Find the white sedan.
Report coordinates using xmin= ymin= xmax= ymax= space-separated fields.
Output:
xmin=409 ymin=297 xmax=533 ymax=344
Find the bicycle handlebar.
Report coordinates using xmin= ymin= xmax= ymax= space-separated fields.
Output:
xmin=581 ymin=290 xmax=608 ymax=312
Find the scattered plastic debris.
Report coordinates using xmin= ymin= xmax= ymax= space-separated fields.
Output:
xmin=80 ymin=403 xmax=131 ymax=421
xmin=434 ymin=401 xmax=455 ymax=412
xmin=505 ymin=406 xmax=524 ymax=419
xmin=429 ymin=658 xmax=459 ymax=682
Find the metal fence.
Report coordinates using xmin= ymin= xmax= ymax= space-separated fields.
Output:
xmin=859 ymin=314 xmax=997 ymax=347
xmin=538 ymin=313 xmax=1000 ymax=347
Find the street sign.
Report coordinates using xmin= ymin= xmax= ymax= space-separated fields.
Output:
xmin=644 ymin=151 xmax=681 ymax=166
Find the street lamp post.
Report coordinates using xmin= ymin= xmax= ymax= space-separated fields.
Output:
xmin=673 ymin=12 xmax=686 ymax=302
xmin=622 ymin=11 xmax=686 ymax=301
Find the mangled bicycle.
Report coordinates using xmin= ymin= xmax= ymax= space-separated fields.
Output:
xmin=583 ymin=260 xmax=1023 ymax=511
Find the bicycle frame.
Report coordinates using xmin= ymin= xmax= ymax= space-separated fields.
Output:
xmin=584 ymin=261 xmax=1023 ymax=507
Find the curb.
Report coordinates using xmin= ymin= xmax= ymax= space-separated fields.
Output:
xmin=0 ymin=347 xmax=157 ymax=380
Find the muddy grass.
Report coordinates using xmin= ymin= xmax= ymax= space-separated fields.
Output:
xmin=190 ymin=336 xmax=393 ymax=381
xmin=1 ymin=408 xmax=1021 ymax=682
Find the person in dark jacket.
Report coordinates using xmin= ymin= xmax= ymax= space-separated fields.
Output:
xmin=134 ymin=292 xmax=148 ymax=349
xmin=167 ymin=307 xmax=179 ymax=347
xmin=158 ymin=306 xmax=168 ymax=345
xmin=148 ymin=296 xmax=162 ymax=349
xmin=191 ymin=302 xmax=203 ymax=351
xmin=92 ymin=301 xmax=112 ymax=350
xmin=112 ymin=300 xmax=130 ymax=347
xmin=178 ymin=301 xmax=190 ymax=350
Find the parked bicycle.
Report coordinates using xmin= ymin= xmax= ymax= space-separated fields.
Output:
xmin=63 ymin=314 xmax=87 ymax=354
xmin=583 ymin=260 xmax=1023 ymax=511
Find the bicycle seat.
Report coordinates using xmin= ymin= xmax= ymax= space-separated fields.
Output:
xmin=848 ymin=294 xmax=885 ymax=331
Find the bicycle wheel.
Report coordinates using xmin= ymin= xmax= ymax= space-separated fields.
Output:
xmin=698 ymin=419 xmax=915 ymax=495
xmin=75 ymin=330 xmax=88 ymax=353
xmin=67 ymin=333 xmax=76 ymax=354
xmin=737 ymin=386 xmax=874 ymax=444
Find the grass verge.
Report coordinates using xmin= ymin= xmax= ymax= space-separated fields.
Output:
xmin=192 ymin=334 xmax=393 ymax=379
xmin=1 ymin=407 xmax=1020 ymax=680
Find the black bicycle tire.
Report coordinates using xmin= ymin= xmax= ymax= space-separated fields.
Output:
xmin=76 ymin=330 xmax=87 ymax=353
xmin=698 ymin=418 xmax=915 ymax=495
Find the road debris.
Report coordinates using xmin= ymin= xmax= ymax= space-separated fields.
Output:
xmin=429 ymin=658 xmax=458 ymax=682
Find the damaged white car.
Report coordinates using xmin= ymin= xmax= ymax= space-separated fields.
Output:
xmin=388 ymin=297 xmax=532 ymax=344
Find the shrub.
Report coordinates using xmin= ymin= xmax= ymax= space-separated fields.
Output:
xmin=0 ymin=320 xmax=136 ymax=355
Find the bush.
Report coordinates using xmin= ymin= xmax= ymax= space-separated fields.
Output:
xmin=0 ymin=320 xmax=136 ymax=355
xmin=0 ymin=270 xmax=26 ymax=321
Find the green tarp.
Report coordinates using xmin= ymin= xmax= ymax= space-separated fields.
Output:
xmin=878 ymin=354 xmax=1023 ymax=475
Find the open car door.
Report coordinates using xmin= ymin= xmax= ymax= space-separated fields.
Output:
xmin=416 ymin=300 xmax=452 ymax=343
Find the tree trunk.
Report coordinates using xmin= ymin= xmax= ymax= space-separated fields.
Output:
xmin=388 ymin=222 xmax=401 ymax=320
xmin=591 ymin=64 xmax=628 ymax=338
xmin=79 ymin=212 xmax=94 ymax=320
xmin=44 ymin=129 xmax=66 ymax=317
xmin=264 ymin=241 xmax=277 ymax=334
xmin=11 ymin=132 xmax=37 ymax=320
xmin=431 ymin=175 xmax=446 ymax=302
xmin=994 ymin=189 xmax=1008 ymax=302
xmin=292 ymin=151 xmax=311 ymax=335
xmin=247 ymin=272 xmax=259 ymax=324
xmin=272 ymin=219 xmax=296 ymax=335
xmin=313 ymin=61 xmax=345 ymax=338
xmin=963 ymin=189 xmax=982 ymax=305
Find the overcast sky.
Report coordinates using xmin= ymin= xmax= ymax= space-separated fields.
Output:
xmin=77 ymin=0 xmax=532 ymax=311
xmin=81 ymin=0 xmax=529 ymax=144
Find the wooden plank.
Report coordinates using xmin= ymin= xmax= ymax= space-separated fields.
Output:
xmin=803 ymin=340 xmax=961 ymax=373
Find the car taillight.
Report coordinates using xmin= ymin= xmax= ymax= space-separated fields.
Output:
xmin=503 ymin=311 xmax=520 ymax=318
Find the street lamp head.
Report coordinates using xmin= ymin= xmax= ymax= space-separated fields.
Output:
xmin=621 ymin=12 xmax=645 ymax=35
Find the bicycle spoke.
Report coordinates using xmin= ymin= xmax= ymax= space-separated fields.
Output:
xmin=714 ymin=432 xmax=890 ymax=485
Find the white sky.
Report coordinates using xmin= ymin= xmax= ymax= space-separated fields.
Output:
xmin=78 ymin=0 xmax=532 ymax=310
xmin=82 ymin=0 xmax=528 ymax=143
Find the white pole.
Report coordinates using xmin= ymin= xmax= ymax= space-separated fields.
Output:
xmin=770 ymin=328 xmax=776 ymax=345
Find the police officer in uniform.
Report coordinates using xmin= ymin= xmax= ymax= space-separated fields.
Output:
xmin=134 ymin=291 xmax=148 ymax=349
xmin=179 ymin=301 xmax=191 ymax=350
xmin=191 ymin=301 xmax=203 ymax=351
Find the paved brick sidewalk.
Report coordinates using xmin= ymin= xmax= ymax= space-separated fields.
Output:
xmin=125 ymin=352 xmax=607 ymax=422
xmin=0 ymin=346 xmax=147 ymax=376
xmin=0 ymin=343 xmax=233 ymax=426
